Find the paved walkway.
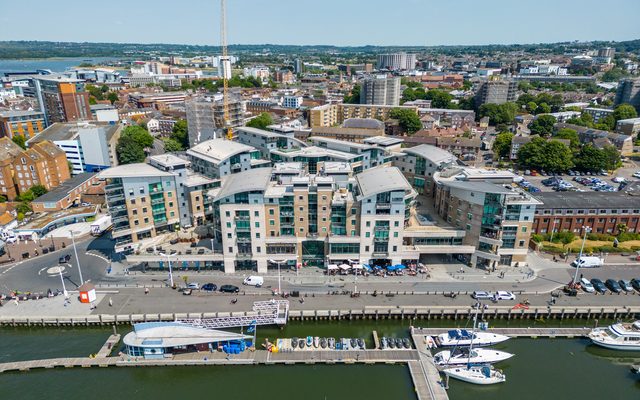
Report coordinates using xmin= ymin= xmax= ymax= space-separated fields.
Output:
xmin=44 ymin=222 xmax=93 ymax=239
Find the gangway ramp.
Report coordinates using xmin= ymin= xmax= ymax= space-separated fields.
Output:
xmin=176 ymin=300 xmax=289 ymax=329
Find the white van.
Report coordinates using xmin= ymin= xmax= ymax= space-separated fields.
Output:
xmin=243 ymin=276 xmax=264 ymax=287
xmin=571 ymin=256 xmax=604 ymax=268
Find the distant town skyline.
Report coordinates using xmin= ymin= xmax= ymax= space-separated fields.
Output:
xmin=1 ymin=0 xmax=639 ymax=47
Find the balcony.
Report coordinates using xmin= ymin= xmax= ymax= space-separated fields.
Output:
xmin=107 ymin=194 xmax=125 ymax=202
xmin=374 ymin=226 xmax=390 ymax=232
xmin=236 ymin=237 xmax=252 ymax=244
xmin=280 ymin=211 xmax=295 ymax=217
xmin=105 ymin=184 xmax=123 ymax=193
xmin=236 ymin=253 xmax=253 ymax=259
xmin=479 ymin=235 xmax=503 ymax=246
xmin=112 ymin=215 xmax=128 ymax=224
xmin=235 ymin=215 xmax=250 ymax=221
xmin=373 ymin=236 xmax=389 ymax=243
xmin=152 ymin=208 xmax=165 ymax=216
xmin=235 ymin=225 xmax=251 ymax=232
xmin=372 ymin=251 xmax=388 ymax=257
xmin=376 ymin=203 xmax=391 ymax=209
xmin=151 ymin=198 xmax=165 ymax=206
xmin=475 ymin=249 xmax=501 ymax=262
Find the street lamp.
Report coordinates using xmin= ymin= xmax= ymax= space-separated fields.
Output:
xmin=269 ymin=259 xmax=284 ymax=294
xmin=572 ymin=226 xmax=592 ymax=286
xmin=549 ymin=219 xmax=558 ymax=243
xmin=70 ymin=230 xmax=84 ymax=285
xmin=58 ymin=266 xmax=68 ymax=299
xmin=159 ymin=252 xmax=175 ymax=288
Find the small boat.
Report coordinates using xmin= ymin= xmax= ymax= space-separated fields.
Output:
xmin=306 ymin=336 xmax=313 ymax=347
xmin=381 ymin=337 xmax=388 ymax=349
xmin=291 ymin=337 xmax=298 ymax=349
xmin=357 ymin=338 xmax=365 ymax=349
xmin=443 ymin=365 xmax=506 ymax=385
xmin=588 ymin=321 xmax=640 ymax=351
xmin=320 ymin=338 xmax=327 ymax=349
xmin=395 ymin=338 xmax=403 ymax=348
xmin=342 ymin=338 xmax=350 ymax=350
xmin=328 ymin=337 xmax=335 ymax=349
xmin=631 ymin=364 xmax=640 ymax=374
xmin=350 ymin=338 xmax=357 ymax=348
xmin=336 ymin=339 xmax=343 ymax=350
xmin=435 ymin=329 xmax=510 ymax=347
xmin=299 ymin=339 xmax=305 ymax=349
xmin=434 ymin=348 xmax=514 ymax=366
xmin=388 ymin=338 xmax=396 ymax=349
xmin=403 ymin=338 xmax=411 ymax=349
xmin=314 ymin=336 xmax=320 ymax=348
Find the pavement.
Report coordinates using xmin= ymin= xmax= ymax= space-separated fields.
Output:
xmin=44 ymin=222 xmax=93 ymax=239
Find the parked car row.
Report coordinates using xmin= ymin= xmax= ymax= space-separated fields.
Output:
xmin=182 ymin=282 xmax=240 ymax=295
xmin=471 ymin=290 xmax=516 ymax=301
xmin=573 ymin=176 xmax=617 ymax=192
xmin=581 ymin=278 xmax=640 ymax=294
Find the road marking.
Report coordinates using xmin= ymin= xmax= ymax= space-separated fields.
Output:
xmin=86 ymin=251 xmax=109 ymax=264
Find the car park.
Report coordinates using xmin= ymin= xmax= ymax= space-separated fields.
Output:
xmin=187 ymin=282 xmax=200 ymax=290
xmin=605 ymin=279 xmax=622 ymax=293
xmin=590 ymin=278 xmax=607 ymax=294
xmin=612 ymin=176 xmax=626 ymax=183
xmin=580 ymin=278 xmax=595 ymax=293
xmin=494 ymin=291 xmax=516 ymax=301
xmin=201 ymin=283 xmax=217 ymax=292
xmin=618 ymin=280 xmax=633 ymax=292
xmin=471 ymin=291 xmax=493 ymax=300
xmin=220 ymin=284 xmax=240 ymax=293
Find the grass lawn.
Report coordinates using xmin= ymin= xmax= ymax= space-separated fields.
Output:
xmin=540 ymin=239 xmax=640 ymax=253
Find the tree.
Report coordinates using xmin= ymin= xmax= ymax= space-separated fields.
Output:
xmin=163 ymin=138 xmax=183 ymax=152
xmin=553 ymin=128 xmax=580 ymax=149
xmin=425 ymin=89 xmax=454 ymax=108
xmin=17 ymin=201 xmax=32 ymax=215
xmin=170 ymin=119 xmax=189 ymax=148
xmin=11 ymin=134 xmax=26 ymax=150
xmin=574 ymin=144 xmax=607 ymax=172
xmin=389 ymin=108 xmax=421 ymax=134
xmin=107 ymin=92 xmax=118 ymax=105
xmin=343 ymin=84 xmax=361 ymax=104
xmin=120 ymin=125 xmax=154 ymax=148
xmin=517 ymin=137 xmax=574 ymax=172
xmin=525 ymin=101 xmax=538 ymax=114
xmin=493 ymin=132 xmax=514 ymax=159
xmin=246 ymin=112 xmax=274 ymax=130
xmin=536 ymin=103 xmax=551 ymax=114
xmin=602 ymin=145 xmax=622 ymax=171
xmin=566 ymin=112 xmax=594 ymax=128
xmin=528 ymin=114 xmax=557 ymax=136
xmin=478 ymin=102 xmax=518 ymax=126
xmin=116 ymin=135 xmax=146 ymax=164
xmin=612 ymin=104 xmax=638 ymax=122
xmin=30 ymin=185 xmax=48 ymax=198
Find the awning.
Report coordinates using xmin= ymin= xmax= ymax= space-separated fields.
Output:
xmin=327 ymin=264 xmax=339 ymax=270
xmin=352 ymin=264 xmax=364 ymax=269
xmin=338 ymin=264 xmax=351 ymax=270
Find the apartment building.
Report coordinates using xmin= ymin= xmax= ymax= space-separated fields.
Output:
xmin=615 ymin=78 xmax=640 ymax=112
xmin=186 ymin=138 xmax=269 ymax=179
xmin=418 ymin=108 xmax=476 ymax=128
xmin=31 ymin=172 xmax=98 ymax=212
xmin=555 ymin=123 xmax=634 ymax=155
xmin=235 ymin=127 xmax=306 ymax=159
xmin=474 ymin=79 xmax=517 ymax=106
xmin=34 ymin=75 xmax=92 ymax=124
xmin=583 ymin=107 xmax=614 ymax=123
xmin=616 ymin=117 xmax=640 ymax=136
xmin=393 ymin=144 xmax=458 ymax=196
xmin=434 ymin=178 xmax=541 ymax=268
xmin=309 ymin=103 xmax=418 ymax=128
xmin=0 ymin=137 xmax=71 ymax=200
xmin=360 ymin=76 xmax=401 ymax=106
xmin=310 ymin=118 xmax=385 ymax=142
xmin=532 ymin=192 xmax=640 ymax=235
xmin=185 ymin=96 xmax=245 ymax=145
xmin=0 ymin=110 xmax=46 ymax=140
xmin=376 ymin=53 xmax=417 ymax=71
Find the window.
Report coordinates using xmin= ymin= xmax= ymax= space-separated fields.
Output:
xmin=227 ymin=233 xmax=232 ymax=238
xmin=270 ymin=231 xmax=275 ymax=236
xmin=466 ymin=224 xmax=471 ymax=230
xmin=365 ymin=232 xmax=370 ymax=238
xmin=170 ymin=211 xmax=175 ymax=217
xmin=144 ymin=218 xmax=149 ymax=223
xmin=254 ymin=211 xmax=259 ymax=217
xmin=255 ymin=222 xmax=260 ymax=228
xmin=139 ymin=188 xmax=144 ymax=194
xmin=226 ymin=211 xmax=230 ymax=217
xmin=256 ymin=233 xmax=260 ymax=238
xmin=394 ymin=221 xmax=399 ymax=227
xmin=141 ymin=198 xmax=146 ymax=203
xmin=522 ymin=227 xmax=527 ymax=233
xmin=365 ymin=246 xmax=369 ymax=252
xmin=269 ymin=220 xmax=275 ymax=226
xmin=394 ymin=232 xmax=398 ymax=238
xmin=133 ymin=209 xmax=138 ymax=215
xmin=269 ymin=209 xmax=274 ymax=215
xmin=134 ymin=220 xmax=139 ymax=226
xmin=519 ymin=240 xmax=525 ymax=247
xmin=229 ymin=247 xmax=233 ymax=253
xmin=226 ymin=222 xmax=231 ymax=228
xmin=256 ymin=246 xmax=261 ymax=253
xmin=169 ymin=202 xmax=173 ymax=207
xmin=366 ymin=221 xmax=370 ymax=227
xmin=142 ymin=208 xmax=147 ymax=213
xmin=393 ymin=246 xmax=397 ymax=252
xmin=130 ymin=199 xmax=136 ymax=205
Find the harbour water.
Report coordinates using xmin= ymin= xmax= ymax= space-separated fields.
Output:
xmin=0 ymin=57 xmax=126 ymax=74
xmin=0 ymin=320 xmax=638 ymax=399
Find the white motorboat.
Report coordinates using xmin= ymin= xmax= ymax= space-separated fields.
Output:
xmin=443 ymin=365 xmax=506 ymax=385
xmin=434 ymin=329 xmax=510 ymax=347
xmin=434 ymin=347 xmax=514 ymax=366
xmin=588 ymin=321 xmax=640 ymax=351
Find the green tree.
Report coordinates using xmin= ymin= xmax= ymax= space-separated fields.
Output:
xmin=170 ymin=119 xmax=189 ymax=148
xmin=343 ymin=84 xmax=361 ymax=104
xmin=525 ymin=101 xmax=538 ymax=114
xmin=11 ymin=134 xmax=26 ymax=150
xmin=574 ymin=144 xmax=607 ymax=172
xmin=602 ymin=145 xmax=622 ymax=171
xmin=566 ymin=112 xmax=594 ymax=128
xmin=120 ymin=125 xmax=154 ymax=148
xmin=536 ymin=103 xmax=551 ymax=114
xmin=246 ymin=112 xmax=274 ymax=130
xmin=30 ymin=185 xmax=48 ymax=198
xmin=493 ymin=132 xmax=514 ymax=159
xmin=389 ymin=108 xmax=422 ymax=134
xmin=163 ymin=138 xmax=183 ymax=152
xmin=116 ymin=135 xmax=146 ymax=164
xmin=107 ymin=92 xmax=118 ymax=104
xmin=553 ymin=128 xmax=580 ymax=148
xmin=517 ymin=137 xmax=574 ymax=172
xmin=425 ymin=89 xmax=454 ymax=108
xmin=528 ymin=114 xmax=557 ymax=136
xmin=596 ymin=115 xmax=616 ymax=131
xmin=478 ymin=102 xmax=518 ymax=126
xmin=17 ymin=201 xmax=32 ymax=215
xmin=612 ymin=104 xmax=638 ymax=122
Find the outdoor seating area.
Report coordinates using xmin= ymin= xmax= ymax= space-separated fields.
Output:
xmin=325 ymin=261 xmax=429 ymax=277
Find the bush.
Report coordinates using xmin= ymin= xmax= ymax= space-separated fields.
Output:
xmin=554 ymin=231 xmax=576 ymax=245
xmin=542 ymin=246 xmax=566 ymax=254
xmin=587 ymin=233 xmax=615 ymax=241
xmin=595 ymin=245 xmax=626 ymax=253
xmin=617 ymin=232 xmax=640 ymax=242
xmin=532 ymin=234 xmax=544 ymax=243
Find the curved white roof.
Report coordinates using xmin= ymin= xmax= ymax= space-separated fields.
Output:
xmin=187 ymin=138 xmax=255 ymax=164
xmin=214 ymin=167 xmax=273 ymax=201
xmin=355 ymin=166 xmax=411 ymax=199
xmin=123 ymin=322 xmax=251 ymax=348
xmin=98 ymin=163 xmax=173 ymax=179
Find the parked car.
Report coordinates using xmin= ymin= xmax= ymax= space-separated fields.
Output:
xmin=590 ymin=278 xmax=607 ymax=294
xmin=612 ymin=176 xmax=626 ymax=183
xmin=4 ymin=236 xmax=17 ymax=244
xmin=58 ymin=254 xmax=71 ymax=264
xmin=632 ymin=171 xmax=640 ymax=179
xmin=605 ymin=279 xmax=622 ymax=293
xmin=631 ymin=278 xmax=640 ymax=292
xmin=182 ymin=288 xmax=192 ymax=296
xmin=494 ymin=291 xmax=516 ymax=301
xmin=186 ymin=282 xmax=200 ymax=290
xmin=471 ymin=291 xmax=494 ymax=300
xmin=220 ymin=284 xmax=240 ymax=293
xmin=201 ymin=283 xmax=217 ymax=292
xmin=618 ymin=280 xmax=634 ymax=292
xmin=580 ymin=278 xmax=595 ymax=293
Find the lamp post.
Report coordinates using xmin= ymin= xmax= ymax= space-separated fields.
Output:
xmin=159 ymin=252 xmax=175 ymax=288
xmin=572 ymin=226 xmax=591 ymax=286
xmin=269 ymin=259 xmax=284 ymax=294
xmin=58 ymin=266 xmax=68 ymax=299
xmin=549 ymin=219 xmax=558 ymax=243
xmin=70 ymin=230 xmax=84 ymax=285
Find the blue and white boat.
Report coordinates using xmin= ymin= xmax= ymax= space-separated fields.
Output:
xmin=434 ymin=329 xmax=510 ymax=347
xmin=588 ymin=321 xmax=640 ymax=351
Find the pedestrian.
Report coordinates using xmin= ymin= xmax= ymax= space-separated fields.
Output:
xmin=109 ymin=297 xmax=113 ymax=307
xmin=144 ymin=287 xmax=149 ymax=295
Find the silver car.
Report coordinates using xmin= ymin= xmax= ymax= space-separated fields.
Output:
xmin=619 ymin=279 xmax=634 ymax=292
xmin=471 ymin=291 xmax=494 ymax=300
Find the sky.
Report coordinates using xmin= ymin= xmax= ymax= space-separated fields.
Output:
xmin=1 ymin=0 xmax=639 ymax=47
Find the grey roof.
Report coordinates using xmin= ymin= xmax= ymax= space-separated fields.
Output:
xmin=187 ymin=139 xmax=255 ymax=164
xmin=214 ymin=167 xmax=272 ymax=201
xmin=403 ymin=144 xmax=456 ymax=164
xmin=98 ymin=163 xmax=173 ymax=179
xmin=363 ymin=136 xmax=404 ymax=146
xmin=28 ymin=122 xmax=121 ymax=144
xmin=33 ymin=173 xmax=96 ymax=203
xmin=0 ymin=110 xmax=44 ymax=118
xmin=343 ymin=118 xmax=384 ymax=130
xmin=533 ymin=192 xmax=640 ymax=209
xmin=442 ymin=180 xmax=513 ymax=194
xmin=236 ymin=126 xmax=282 ymax=139
xmin=356 ymin=166 xmax=411 ymax=198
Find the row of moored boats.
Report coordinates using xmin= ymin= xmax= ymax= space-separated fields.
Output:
xmin=291 ymin=336 xmax=365 ymax=350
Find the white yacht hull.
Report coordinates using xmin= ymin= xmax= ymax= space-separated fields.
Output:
xmin=443 ymin=366 xmax=506 ymax=385
xmin=589 ymin=339 xmax=640 ymax=351
xmin=589 ymin=323 xmax=640 ymax=351
xmin=434 ymin=349 xmax=514 ymax=366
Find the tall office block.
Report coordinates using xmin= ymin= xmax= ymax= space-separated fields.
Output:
xmin=615 ymin=78 xmax=640 ymax=112
xmin=360 ymin=76 xmax=401 ymax=106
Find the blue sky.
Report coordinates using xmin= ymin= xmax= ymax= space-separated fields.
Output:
xmin=1 ymin=0 xmax=639 ymax=46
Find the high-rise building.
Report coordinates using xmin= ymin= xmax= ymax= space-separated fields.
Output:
xmin=360 ymin=76 xmax=401 ymax=106
xmin=598 ymin=47 xmax=615 ymax=58
xmin=218 ymin=56 xmax=232 ymax=80
xmin=293 ymin=59 xmax=304 ymax=74
xmin=34 ymin=75 xmax=92 ymax=125
xmin=376 ymin=53 xmax=417 ymax=71
xmin=474 ymin=79 xmax=518 ymax=106
xmin=185 ymin=95 xmax=245 ymax=146
xmin=615 ymin=78 xmax=640 ymax=112
xmin=0 ymin=110 xmax=46 ymax=140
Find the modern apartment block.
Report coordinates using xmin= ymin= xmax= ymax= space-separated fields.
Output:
xmin=185 ymin=95 xmax=245 ymax=146
xmin=616 ymin=117 xmax=640 ymax=136
xmin=434 ymin=178 xmax=541 ymax=268
xmin=34 ymin=75 xmax=92 ymax=124
xmin=309 ymin=103 xmax=418 ymax=128
xmin=474 ymin=79 xmax=518 ymax=106
xmin=376 ymin=53 xmax=417 ymax=71
xmin=235 ymin=126 xmax=306 ymax=159
xmin=0 ymin=137 xmax=71 ymax=200
xmin=393 ymin=144 xmax=458 ymax=196
xmin=360 ymin=76 xmax=401 ymax=106
xmin=186 ymin=138 xmax=270 ymax=179
xmin=615 ymin=78 xmax=640 ymax=112
xmin=0 ymin=110 xmax=46 ymax=140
